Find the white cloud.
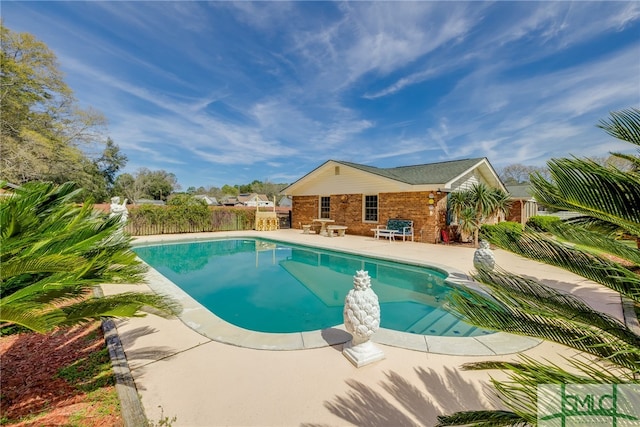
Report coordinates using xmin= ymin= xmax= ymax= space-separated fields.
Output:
xmin=5 ymin=1 xmax=638 ymax=188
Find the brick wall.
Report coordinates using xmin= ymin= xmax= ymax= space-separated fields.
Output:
xmin=291 ymin=195 xmax=319 ymax=229
xmin=292 ymin=192 xmax=448 ymax=243
xmin=506 ymin=200 xmax=523 ymax=224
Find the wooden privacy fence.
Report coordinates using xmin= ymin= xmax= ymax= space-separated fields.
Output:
xmin=124 ymin=206 xmax=256 ymax=236
xmin=123 ymin=205 xmax=291 ymax=236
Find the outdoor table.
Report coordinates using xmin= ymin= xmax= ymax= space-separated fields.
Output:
xmin=371 ymin=228 xmax=398 ymax=242
xmin=312 ymin=218 xmax=335 ymax=237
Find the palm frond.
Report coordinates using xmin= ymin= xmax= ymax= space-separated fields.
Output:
xmin=0 ymin=254 xmax=84 ymax=281
xmin=560 ymin=215 xmax=627 ymax=235
xmin=0 ymin=303 xmax=66 ymax=333
xmin=530 ymin=158 xmax=640 ymax=236
xmin=596 ymin=107 xmax=640 ymax=146
xmin=473 ymin=268 xmax=640 ymax=348
xmin=539 ymin=220 xmax=640 ymax=265
xmin=1 ymin=278 xmax=89 ymax=305
xmin=448 ymin=270 xmax=640 ymax=371
xmin=436 ymin=410 xmax=527 ymax=427
xmin=442 ymin=109 xmax=640 ymax=425
xmin=454 ymin=354 xmax=638 ymax=426
xmin=0 ymin=181 xmax=175 ymax=333
xmin=480 ymin=227 xmax=640 ymax=301
xmin=462 ymin=354 xmax=635 ymax=383
xmin=60 ymin=292 xmax=181 ymax=326
xmin=450 ymin=291 xmax=639 ymax=372
xmin=610 ymin=151 xmax=640 ymax=171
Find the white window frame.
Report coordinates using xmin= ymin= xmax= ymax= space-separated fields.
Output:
xmin=319 ymin=196 xmax=331 ymax=219
xmin=363 ymin=194 xmax=378 ymax=223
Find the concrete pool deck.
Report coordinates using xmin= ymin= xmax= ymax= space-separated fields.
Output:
xmin=102 ymin=229 xmax=627 ymax=426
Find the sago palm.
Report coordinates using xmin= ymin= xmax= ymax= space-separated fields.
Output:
xmin=448 ymin=183 xmax=511 ymax=247
xmin=0 ymin=181 xmax=179 ymax=333
xmin=439 ymin=108 xmax=640 ymax=426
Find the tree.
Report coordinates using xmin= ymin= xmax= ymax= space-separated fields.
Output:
xmin=236 ymin=183 xmax=252 ymax=193
xmin=251 ymin=180 xmax=289 ymax=203
xmin=112 ymin=168 xmax=179 ymax=202
xmin=590 ymin=155 xmax=636 ymax=171
xmin=499 ymin=164 xmax=550 ymax=185
xmin=0 ymin=24 xmax=108 ymax=187
xmin=448 ymin=183 xmax=511 ymax=247
xmin=112 ymin=173 xmax=138 ymax=202
xmin=167 ymin=193 xmax=207 ymax=207
xmin=439 ymin=108 xmax=640 ymax=426
xmin=0 ymin=181 xmax=179 ymax=333
xmin=221 ymin=184 xmax=239 ymax=197
xmin=144 ymin=169 xmax=178 ymax=201
xmin=95 ymin=138 xmax=127 ymax=194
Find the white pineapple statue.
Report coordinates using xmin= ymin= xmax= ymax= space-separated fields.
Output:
xmin=473 ymin=239 xmax=496 ymax=271
xmin=342 ymin=270 xmax=385 ymax=367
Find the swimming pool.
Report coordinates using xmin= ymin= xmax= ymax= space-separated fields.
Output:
xmin=134 ymin=238 xmax=494 ymax=337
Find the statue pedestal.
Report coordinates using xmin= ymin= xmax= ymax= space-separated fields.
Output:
xmin=342 ymin=340 xmax=385 ymax=368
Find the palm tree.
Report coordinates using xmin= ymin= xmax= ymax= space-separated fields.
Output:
xmin=448 ymin=183 xmax=511 ymax=247
xmin=438 ymin=108 xmax=640 ymax=426
xmin=0 ymin=181 xmax=179 ymax=333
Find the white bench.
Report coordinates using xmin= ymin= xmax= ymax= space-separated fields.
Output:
xmin=327 ymin=225 xmax=348 ymax=237
xmin=375 ymin=219 xmax=414 ymax=242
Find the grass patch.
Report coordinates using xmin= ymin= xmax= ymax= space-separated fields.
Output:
xmin=88 ymin=386 xmax=121 ymax=415
xmin=66 ymin=387 xmax=121 ymax=427
xmin=57 ymin=347 xmax=115 ymax=392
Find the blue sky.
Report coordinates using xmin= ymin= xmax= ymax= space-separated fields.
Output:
xmin=4 ymin=1 xmax=640 ymax=189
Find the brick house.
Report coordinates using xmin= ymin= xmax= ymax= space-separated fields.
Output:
xmin=505 ymin=185 xmax=538 ymax=226
xmin=281 ymin=158 xmax=506 ymax=244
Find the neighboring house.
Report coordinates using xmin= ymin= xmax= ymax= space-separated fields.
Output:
xmin=278 ymin=195 xmax=292 ymax=208
xmin=506 ymin=185 xmax=538 ymax=226
xmin=281 ymin=158 xmax=506 ymax=243
xmin=221 ymin=196 xmax=241 ymax=206
xmin=238 ymin=193 xmax=274 ymax=208
xmin=194 ymin=195 xmax=219 ymax=206
xmin=134 ymin=199 xmax=166 ymax=206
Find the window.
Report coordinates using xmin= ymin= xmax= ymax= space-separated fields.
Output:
xmin=364 ymin=195 xmax=378 ymax=222
xmin=320 ymin=196 xmax=331 ymax=219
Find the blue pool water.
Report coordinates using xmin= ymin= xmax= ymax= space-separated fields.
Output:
xmin=133 ymin=239 xmax=494 ymax=337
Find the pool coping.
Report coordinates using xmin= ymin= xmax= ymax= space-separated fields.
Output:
xmin=133 ymin=233 xmax=542 ymax=356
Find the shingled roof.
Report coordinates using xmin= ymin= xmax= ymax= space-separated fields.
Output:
xmin=506 ymin=185 xmax=535 ymax=199
xmin=336 ymin=158 xmax=488 ymax=185
xmin=281 ymin=157 xmax=505 ymax=195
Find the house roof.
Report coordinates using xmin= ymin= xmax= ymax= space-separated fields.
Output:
xmin=278 ymin=195 xmax=292 ymax=207
xmin=194 ymin=195 xmax=219 ymax=205
xmin=507 ymin=185 xmax=535 ymax=200
xmin=282 ymin=157 xmax=505 ymax=195
xmin=337 ymin=158 xmax=487 ymax=185
xmin=237 ymin=193 xmax=270 ymax=203
xmin=134 ymin=199 xmax=166 ymax=205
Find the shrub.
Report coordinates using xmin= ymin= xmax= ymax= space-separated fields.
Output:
xmin=526 ymin=215 xmax=561 ymax=232
xmin=125 ymin=205 xmax=256 ymax=235
xmin=480 ymin=221 xmax=523 ymax=242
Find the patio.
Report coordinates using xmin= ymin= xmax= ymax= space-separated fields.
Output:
xmin=102 ymin=229 xmax=626 ymax=426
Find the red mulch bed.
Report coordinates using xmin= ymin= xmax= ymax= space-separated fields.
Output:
xmin=0 ymin=323 xmax=123 ymax=426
